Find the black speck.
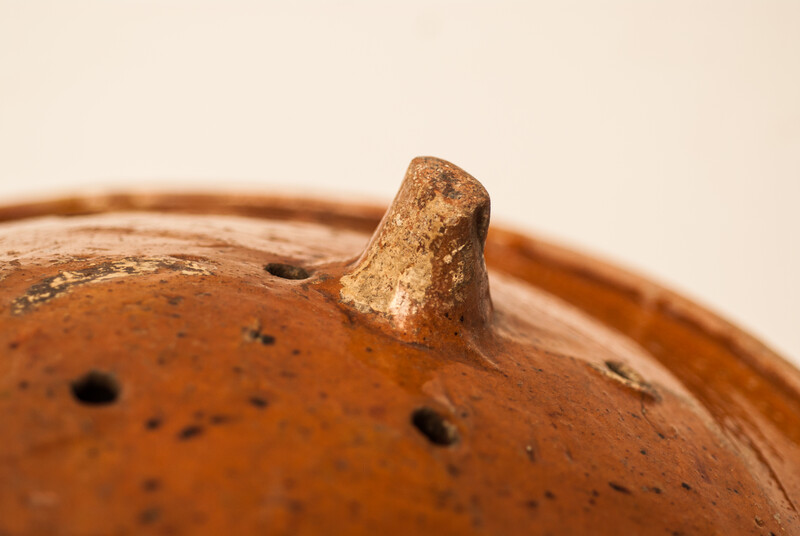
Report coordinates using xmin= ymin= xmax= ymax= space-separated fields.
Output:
xmin=446 ymin=464 xmax=461 ymax=477
xmin=681 ymin=482 xmax=692 ymax=490
xmin=178 ymin=425 xmax=204 ymax=440
xmin=651 ymin=487 xmax=662 ymax=494
xmin=243 ymin=325 xmax=276 ymax=345
xmin=142 ymin=478 xmax=161 ymax=492
xmin=259 ymin=334 xmax=275 ymax=345
xmin=210 ymin=414 xmax=232 ymax=424
xmin=145 ymin=417 xmax=162 ymax=430
xmin=544 ymin=491 xmax=555 ymax=500
xmin=365 ymin=347 xmax=373 ymax=353
xmin=249 ymin=397 xmax=268 ymax=408
xmin=291 ymin=349 xmax=301 ymax=355
xmin=609 ymin=482 xmax=632 ymax=494
xmin=9 ymin=341 xmax=19 ymax=350
xmin=287 ymin=500 xmax=305 ymax=513
xmin=524 ymin=500 xmax=538 ymax=509
xmin=18 ymin=380 xmax=29 ymax=390
xmin=640 ymin=449 xmax=647 ymax=455
xmin=139 ymin=507 xmax=161 ymax=524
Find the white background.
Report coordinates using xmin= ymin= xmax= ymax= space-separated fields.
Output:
xmin=1 ymin=1 xmax=798 ymax=364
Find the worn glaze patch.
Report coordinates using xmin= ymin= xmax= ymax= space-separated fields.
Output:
xmin=338 ymin=157 xmax=491 ymax=340
xmin=340 ymin=194 xmax=452 ymax=319
xmin=11 ymin=257 xmax=212 ymax=315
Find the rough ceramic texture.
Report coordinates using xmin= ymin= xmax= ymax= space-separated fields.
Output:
xmin=340 ymin=157 xmax=492 ymax=343
xmin=0 ymin=158 xmax=798 ymax=536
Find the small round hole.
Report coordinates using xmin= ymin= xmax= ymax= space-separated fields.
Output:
xmin=71 ymin=370 xmax=120 ymax=405
xmin=264 ymin=263 xmax=310 ymax=280
xmin=411 ymin=407 xmax=459 ymax=446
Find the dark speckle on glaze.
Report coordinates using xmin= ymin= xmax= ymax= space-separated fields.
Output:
xmin=178 ymin=425 xmax=204 ymax=440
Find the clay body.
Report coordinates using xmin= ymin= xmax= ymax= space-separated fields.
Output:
xmin=0 ymin=157 xmax=798 ymax=535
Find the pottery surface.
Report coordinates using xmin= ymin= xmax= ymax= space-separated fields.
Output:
xmin=1 ymin=158 xmax=798 ymax=535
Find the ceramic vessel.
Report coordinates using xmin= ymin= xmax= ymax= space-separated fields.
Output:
xmin=1 ymin=157 xmax=798 ymax=535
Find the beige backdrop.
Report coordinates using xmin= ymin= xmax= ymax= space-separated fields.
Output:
xmin=1 ymin=1 xmax=798 ymax=364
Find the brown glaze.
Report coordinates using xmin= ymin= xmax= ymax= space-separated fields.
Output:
xmin=0 ymin=157 xmax=797 ymax=535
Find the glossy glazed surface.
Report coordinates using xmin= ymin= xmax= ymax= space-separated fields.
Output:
xmin=0 ymin=159 xmax=798 ymax=535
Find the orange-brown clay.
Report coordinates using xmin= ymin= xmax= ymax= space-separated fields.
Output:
xmin=0 ymin=157 xmax=798 ymax=535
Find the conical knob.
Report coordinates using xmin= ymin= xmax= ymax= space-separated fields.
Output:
xmin=339 ymin=157 xmax=492 ymax=343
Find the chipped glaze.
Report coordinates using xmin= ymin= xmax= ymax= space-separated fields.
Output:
xmin=0 ymin=157 xmax=798 ymax=536
xmin=340 ymin=157 xmax=491 ymax=343
xmin=11 ymin=257 xmax=211 ymax=316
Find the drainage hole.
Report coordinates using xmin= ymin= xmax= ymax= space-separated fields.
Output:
xmin=264 ymin=263 xmax=310 ymax=280
xmin=71 ymin=370 xmax=120 ymax=405
xmin=411 ymin=407 xmax=459 ymax=446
